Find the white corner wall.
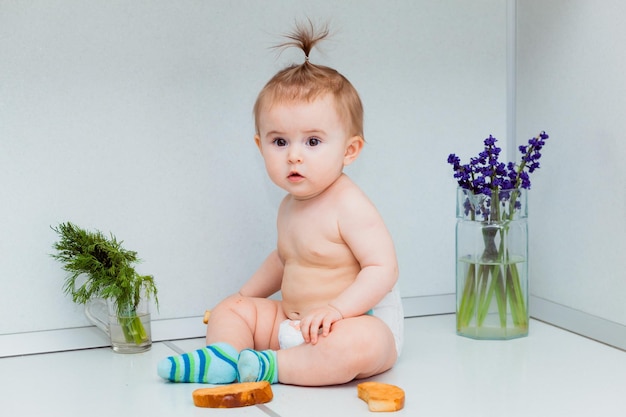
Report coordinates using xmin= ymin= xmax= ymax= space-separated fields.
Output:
xmin=517 ymin=0 xmax=626 ymax=349
xmin=0 ymin=0 xmax=507 ymax=355
xmin=7 ymin=0 xmax=623 ymax=355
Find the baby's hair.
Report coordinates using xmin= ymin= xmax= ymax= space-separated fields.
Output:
xmin=254 ymin=19 xmax=364 ymax=139
xmin=274 ymin=19 xmax=330 ymax=62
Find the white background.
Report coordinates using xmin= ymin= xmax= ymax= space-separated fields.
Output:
xmin=518 ymin=0 xmax=626 ymax=325
xmin=1 ymin=0 xmax=624 ymax=345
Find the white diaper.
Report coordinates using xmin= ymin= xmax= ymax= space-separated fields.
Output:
xmin=371 ymin=285 xmax=404 ymax=357
xmin=277 ymin=286 xmax=404 ymax=356
xmin=278 ymin=319 xmax=305 ymax=349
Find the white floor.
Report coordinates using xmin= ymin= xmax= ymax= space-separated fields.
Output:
xmin=2 ymin=314 xmax=625 ymax=416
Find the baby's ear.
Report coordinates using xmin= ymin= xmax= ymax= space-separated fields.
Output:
xmin=254 ymin=134 xmax=263 ymax=153
xmin=343 ymin=135 xmax=364 ymax=166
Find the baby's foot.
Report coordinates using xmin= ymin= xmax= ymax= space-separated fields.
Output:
xmin=237 ymin=349 xmax=278 ymax=384
xmin=157 ymin=342 xmax=238 ymax=384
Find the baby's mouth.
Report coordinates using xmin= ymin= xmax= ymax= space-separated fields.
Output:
xmin=288 ymin=171 xmax=304 ymax=181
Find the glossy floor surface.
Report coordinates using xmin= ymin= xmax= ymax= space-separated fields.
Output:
xmin=2 ymin=314 xmax=625 ymax=416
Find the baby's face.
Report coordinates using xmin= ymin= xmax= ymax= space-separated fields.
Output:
xmin=255 ymin=94 xmax=356 ymax=200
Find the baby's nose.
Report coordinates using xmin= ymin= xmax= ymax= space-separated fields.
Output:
xmin=288 ymin=147 xmax=303 ymax=163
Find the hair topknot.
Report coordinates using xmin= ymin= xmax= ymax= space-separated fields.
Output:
xmin=254 ymin=19 xmax=364 ymax=139
xmin=274 ymin=18 xmax=330 ymax=62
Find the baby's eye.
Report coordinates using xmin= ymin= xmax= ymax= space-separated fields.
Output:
xmin=273 ymin=138 xmax=287 ymax=147
xmin=306 ymin=137 xmax=321 ymax=147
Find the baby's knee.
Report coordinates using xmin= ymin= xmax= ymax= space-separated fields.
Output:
xmin=351 ymin=321 xmax=397 ymax=377
xmin=212 ymin=293 xmax=254 ymax=315
xmin=350 ymin=318 xmax=397 ymax=359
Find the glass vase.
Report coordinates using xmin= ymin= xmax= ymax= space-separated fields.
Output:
xmin=455 ymin=187 xmax=529 ymax=339
xmin=85 ymin=294 xmax=152 ymax=353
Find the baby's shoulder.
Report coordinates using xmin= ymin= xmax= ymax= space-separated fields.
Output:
xmin=332 ymin=175 xmax=375 ymax=207
xmin=332 ymin=174 xmax=369 ymax=200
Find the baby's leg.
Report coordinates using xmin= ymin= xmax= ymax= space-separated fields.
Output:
xmin=240 ymin=315 xmax=397 ymax=386
xmin=157 ymin=294 xmax=285 ymax=383
xmin=205 ymin=293 xmax=285 ymax=351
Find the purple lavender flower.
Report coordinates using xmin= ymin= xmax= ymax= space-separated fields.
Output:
xmin=448 ymin=131 xmax=549 ymax=220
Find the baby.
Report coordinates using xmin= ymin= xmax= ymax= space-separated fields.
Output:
xmin=158 ymin=21 xmax=403 ymax=387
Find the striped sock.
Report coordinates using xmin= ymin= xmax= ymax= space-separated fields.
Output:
xmin=237 ymin=349 xmax=278 ymax=384
xmin=157 ymin=342 xmax=237 ymax=384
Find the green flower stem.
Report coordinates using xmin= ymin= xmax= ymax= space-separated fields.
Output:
xmin=477 ymin=265 xmax=497 ymax=325
xmin=494 ymin=267 xmax=507 ymax=327
xmin=457 ymin=227 xmax=527 ymax=334
xmin=458 ymin=263 xmax=477 ymax=328
xmin=508 ymin=263 xmax=528 ymax=327
xmin=476 ymin=265 xmax=490 ymax=324
xmin=506 ymin=268 xmax=522 ymax=326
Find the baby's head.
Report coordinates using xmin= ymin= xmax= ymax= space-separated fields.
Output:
xmin=254 ymin=21 xmax=363 ymax=139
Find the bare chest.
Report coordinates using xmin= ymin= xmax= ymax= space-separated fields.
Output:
xmin=277 ymin=201 xmax=354 ymax=267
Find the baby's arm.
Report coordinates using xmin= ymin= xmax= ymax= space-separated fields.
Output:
xmin=238 ymin=250 xmax=284 ymax=298
xmin=300 ymin=189 xmax=398 ymax=343
xmin=332 ymin=197 xmax=398 ymax=315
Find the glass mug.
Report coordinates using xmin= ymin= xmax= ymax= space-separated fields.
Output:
xmin=84 ymin=296 xmax=152 ymax=353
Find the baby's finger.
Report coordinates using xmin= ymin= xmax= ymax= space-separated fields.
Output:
xmin=300 ymin=320 xmax=312 ymax=343
xmin=309 ymin=319 xmax=322 ymax=344
xmin=321 ymin=316 xmax=333 ymax=337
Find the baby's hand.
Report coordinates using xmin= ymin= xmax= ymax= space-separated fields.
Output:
xmin=299 ymin=305 xmax=343 ymax=345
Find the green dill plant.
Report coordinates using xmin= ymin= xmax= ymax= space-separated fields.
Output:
xmin=51 ymin=222 xmax=158 ymax=345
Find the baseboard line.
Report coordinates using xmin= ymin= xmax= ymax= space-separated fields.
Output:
xmin=529 ymin=295 xmax=626 ymax=351
xmin=2 ymin=294 xmax=624 ymax=357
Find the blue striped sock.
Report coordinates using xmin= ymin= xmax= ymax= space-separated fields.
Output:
xmin=157 ymin=342 xmax=237 ymax=384
xmin=237 ymin=349 xmax=278 ymax=384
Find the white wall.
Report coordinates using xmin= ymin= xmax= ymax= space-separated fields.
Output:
xmin=0 ymin=0 xmax=508 ymax=345
xmin=3 ymin=0 xmax=624 ymax=355
xmin=4 ymin=0 xmax=625 ymax=355
xmin=517 ymin=0 xmax=626 ymax=336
